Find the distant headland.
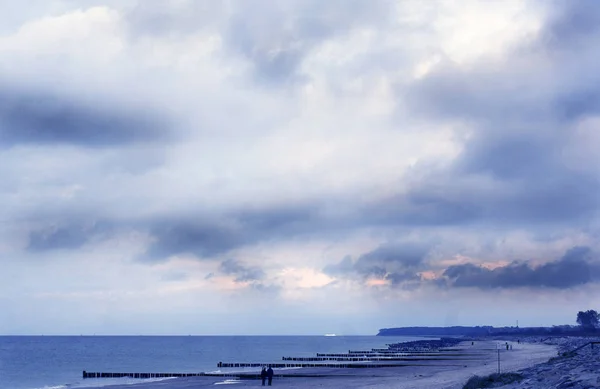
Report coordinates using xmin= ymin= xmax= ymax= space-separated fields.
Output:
xmin=377 ymin=325 xmax=598 ymax=337
xmin=378 ymin=309 xmax=600 ymax=337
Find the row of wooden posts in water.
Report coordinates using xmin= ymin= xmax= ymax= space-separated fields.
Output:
xmin=84 ymin=341 xmax=475 ymax=379
xmin=83 ymin=371 xmax=208 ymax=379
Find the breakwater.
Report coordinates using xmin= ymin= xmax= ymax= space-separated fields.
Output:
xmin=83 ymin=371 xmax=206 ymax=379
xmin=84 ymin=337 xmax=481 ymax=380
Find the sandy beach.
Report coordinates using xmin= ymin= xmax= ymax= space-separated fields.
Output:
xmin=86 ymin=340 xmax=557 ymax=389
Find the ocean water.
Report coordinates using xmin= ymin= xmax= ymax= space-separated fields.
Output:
xmin=0 ymin=335 xmax=427 ymax=389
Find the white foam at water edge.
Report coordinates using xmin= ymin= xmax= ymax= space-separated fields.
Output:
xmin=214 ymin=379 xmax=241 ymax=385
xmin=31 ymin=386 xmax=67 ymax=389
xmin=69 ymin=376 xmax=177 ymax=388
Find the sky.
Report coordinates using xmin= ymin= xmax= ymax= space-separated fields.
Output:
xmin=1 ymin=0 xmax=600 ymax=335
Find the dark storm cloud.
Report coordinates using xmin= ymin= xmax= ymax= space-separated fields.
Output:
xmin=354 ymin=242 xmax=429 ymax=272
xmin=556 ymin=88 xmax=600 ymax=122
xmin=19 ymin=201 xmax=324 ymax=259
xmin=404 ymin=63 xmax=551 ymax=125
xmin=143 ymin=203 xmax=321 ymax=260
xmin=0 ymin=87 xmax=168 ymax=147
xmin=443 ymin=246 xmax=600 ymax=289
xmin=536 ymin=1 xmax=600 ymax=123
xmin=145 ymin=220 xmax=244 ymax=260
xmin=218 ymin=258 xmax=279 ymax=294
xmin=385 ymin=271 xmax=420 ymax=285
xmin=219 ymin=258 xmax=265 ymax=282
xmin=440 ymin=130 xmax=599 ymax=225
xmin=456 ymin=132 xmax=560 ymax=180
xmin=324 ymin=243 xmax=428 ymax=287
xmin=373 ymin=126 xmax=600 ymax=229
xmin=371 ymin=166 xmax=600 ymax=230
xmin=542 ymin=0 xmax=600 ymax=51
xmin=362 ymin=192 xmax=482 ymax=228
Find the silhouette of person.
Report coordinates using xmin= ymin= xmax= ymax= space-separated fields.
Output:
xmin=260 ymin=367 xmax=267 ymax=386
xmin=267 ymin=365 xmax=274 ymax=386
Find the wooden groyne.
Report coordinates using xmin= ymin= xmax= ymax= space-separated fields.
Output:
xmin=281 ymin=355 xmax=482 ymax=362
xmin=83 ymin=371 xmax=207 ymax=379
xmin=84 ymin=338 xmax=485 ymax=379
xmin=348 ymin=348 xmax=460 ymax=354
xmin=216 ymin=362 xmax=468 ymax=369
xmin=318 ymin=352 xmax=477 ymax=358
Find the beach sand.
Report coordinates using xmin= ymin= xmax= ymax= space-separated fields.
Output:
xmin=86 ymin=341 xmax=557 ymax=389
xmin=498 ymin=336 xmax=600 ymax=388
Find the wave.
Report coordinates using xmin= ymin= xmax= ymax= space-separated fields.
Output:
xmin=68 ymin=376 xmax=177 ymax=389
xmin=214 ymin=379 xmax=242 ymax=385
xmin=30 ymin=386 xmax=68 ymax=389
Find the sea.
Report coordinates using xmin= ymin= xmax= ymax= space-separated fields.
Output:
xmin=0 ymin=335 xmax=427 ymax=389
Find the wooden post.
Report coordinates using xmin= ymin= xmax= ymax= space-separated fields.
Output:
xmin=497 ymin=349 xmax=500 ymax=374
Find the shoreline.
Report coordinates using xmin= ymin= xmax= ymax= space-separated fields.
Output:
xmin=81 ymin=339 xmax=557 ymax=389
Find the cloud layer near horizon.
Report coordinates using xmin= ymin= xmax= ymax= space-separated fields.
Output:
xmin=2 ymin=0 xmax=600 ymax=335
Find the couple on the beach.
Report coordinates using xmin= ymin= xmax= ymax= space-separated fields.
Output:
xmin=260 ymin=365 xmax=274 ymax=386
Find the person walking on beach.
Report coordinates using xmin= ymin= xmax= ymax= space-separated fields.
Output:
xmin=267 ymin=365 xmax=274 ymax=386
xmin=261 ymin=367 xmax=267 ymax=386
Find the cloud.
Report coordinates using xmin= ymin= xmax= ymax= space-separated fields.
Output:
xmin=323 ymin=255 xmax=354 ymax=276
xmin=28 ymin=226 xmax=89 ymax=251
xmin=124 ymin=0 xmax=227 ymax=37
xmin=218 ymin=258 xmax=280 ymax=295
xmin=354 ymin=242 xmax=429 ymax=273
xmin=219 ymin=258 xmax=265 ymax=282
xmin=145 ymin=219 xmax=244 ymax=260
xmin=0 ymin=85 xmax=169 ymax=147
xmin=324 ymin=242 xmax=429 ymax=287
xmin=389 ymin=133 xmax=600 ymax=229
xmin=27 ymin=223 xmax=106 ymax=251
xmin=126 ymin=0 xmax=394 ymax=84
xmin=443 ymin=246 xmax=600 ymax=289
xmin=142 ymin=203 xmax=322 ymax=260
xmin=390 ymin=6 xmax=600 ymax=231
xmin=3 ymin=0 xmax=600 ymax=334
xmin=542 ymin=0 xmax=600 ymax=52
